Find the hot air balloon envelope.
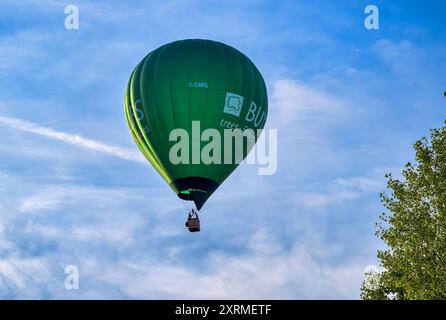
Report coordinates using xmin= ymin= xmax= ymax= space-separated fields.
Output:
xmin=124 ymin=39 xmax=268 ymax=210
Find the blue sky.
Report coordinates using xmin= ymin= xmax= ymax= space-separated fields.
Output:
xmin=0 ymin=0 xmax=445 ymax=299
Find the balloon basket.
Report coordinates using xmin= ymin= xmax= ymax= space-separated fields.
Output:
xmin=186 ymin=215 xmax=200 ymax=232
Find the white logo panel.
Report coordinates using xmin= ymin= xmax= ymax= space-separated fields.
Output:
xmin=223 ymin=92 xmax=244 ymax=117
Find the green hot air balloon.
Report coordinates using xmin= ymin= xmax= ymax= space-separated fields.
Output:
xmin=124 ymin=39 xmax=268 ymax=216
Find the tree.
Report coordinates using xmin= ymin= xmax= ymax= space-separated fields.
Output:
xmin=361 ymin=123 xmax=446 ymax=299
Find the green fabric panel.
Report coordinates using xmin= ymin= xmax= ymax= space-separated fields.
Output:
xmin=124 ymin=70 xmax=153 ymax=163
xmin=131 ymin=53 xmax=178 ymax=185
xmin=139 ymin=47 xmax=183 ymax=182
xmin=128 ymin=63 xmax=176 ymax=186
xmin=124 ymin=68 xmax=173 ymax=187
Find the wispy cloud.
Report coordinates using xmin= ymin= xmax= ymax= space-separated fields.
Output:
xmin=1 ymin=192 xmax=366 ymax=299
xmin=294 ymin=168 xmax=389 ymax=208
xmin=0 ymin=116 xmax=144 ymax=163
xmin=271 ymin=79 xmax=347 ymax=125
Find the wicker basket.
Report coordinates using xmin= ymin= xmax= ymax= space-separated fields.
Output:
xmin=187 ymin=216 xmax=200 ymax=232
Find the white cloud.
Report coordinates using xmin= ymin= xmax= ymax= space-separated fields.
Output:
xmin=374 ymin=39 xmax=414 ymax=62
xmin=0 ymin=169 xmax=370 ymax=299
xmin=265 ymin=78 xmax=355 ymax=181
xmin=294 ymin=168 xmax=388 ymax=208
xmin=335 ymin=176 xmax=382 ymax=192
xmin=0 ymin=116 xmax=145 ymax=163
xmin=0 ymin=225 xmax=365 ymax=299
xmin=18 ymin=196 xmax=63 ymax=214
xmin=295 ymin=189 xmax=358 ymax=208
xmin=372 ymin=38 xmax=432 ymax=82
xmin=102 ymin=243 xmax=365 ymax=299
xmin=270 ymin=79 xmax=347 ymax=125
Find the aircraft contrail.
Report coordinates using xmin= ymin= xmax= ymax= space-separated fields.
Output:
xmin=0 ymin=116 xmax=145 ymax=163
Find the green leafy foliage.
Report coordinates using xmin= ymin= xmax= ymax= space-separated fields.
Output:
xmin=361 ymin=124 xmax=446 ymax=300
